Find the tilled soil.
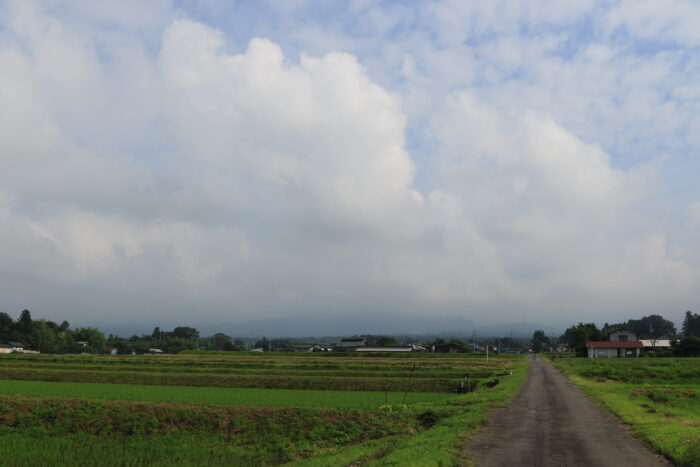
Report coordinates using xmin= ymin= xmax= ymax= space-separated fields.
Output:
xmin=464 ymin=355 xmax=671 ymax=467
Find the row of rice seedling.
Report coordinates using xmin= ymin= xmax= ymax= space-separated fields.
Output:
xmin=0 ymin=360 xmax=488 ymax=379
xmin=0 ymin=367 xmax=464 ymax=392
xmin=0 ymin=380 xmax=455 ymax=409
xmin=0 ymin=395 xmax=413 ymax=465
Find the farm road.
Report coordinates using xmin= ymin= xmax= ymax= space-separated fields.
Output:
xmin=464 ymin=355 xmax=671 ymax=466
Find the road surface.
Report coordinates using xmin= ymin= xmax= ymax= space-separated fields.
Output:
xmin=464 ymin=355 xmax=671 ymax=466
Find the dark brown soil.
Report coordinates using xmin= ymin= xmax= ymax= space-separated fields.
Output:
xmin=464 ymin=355 xmax=671 ymax=466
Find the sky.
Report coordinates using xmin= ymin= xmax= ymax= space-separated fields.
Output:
xmin=1 ymin=0 xmax=699 ymax=335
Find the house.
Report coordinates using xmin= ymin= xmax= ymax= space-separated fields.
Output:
xmin=7 ymin=342 xmax=24 ymax=352
xmin=356 ymin=344 xmax=427 ymax=353
xmin=607 ymin=329 xmax=637 ymax=342
xmin=432 ymin=343 xmax=459 ymax=353
xmin=148 ymin=348 xmax=164 ymax=354
xmin=334 ymin=338 xmax=368 ymax=351
xmin=555 ymin=345 xmax=569 ymax=353
xmin=639 ymin=339 xmax=674 ymax=350
xmin=0 ymin=344 xmax=15 ymax=354
xmin=294 ymin=344 xmax=324 ymax=352
xmin=586 ymin=341 xmax=642 ymax=358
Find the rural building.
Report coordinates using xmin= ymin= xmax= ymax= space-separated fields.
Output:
xmin=432 ymin=343 xmax=459 ymax=353
xmin=0 ymin=344 xmax=15 ymax=354
xmin=586 ymin=341 xmax=642 ymax=358
xmin=640 ymin=339 xmax=673 ymax=350
xmin=334 ymin=338 xmax=368 ymax=351
xmin=607 ymin=329 xmax=637 ymax=342
xmin=7 ymin=342 xmax=24 ymax=352
xmin=356 ymin=344 xmax=426 ymax=353
xmin=294 ymin=344 xmax=324 ymax=352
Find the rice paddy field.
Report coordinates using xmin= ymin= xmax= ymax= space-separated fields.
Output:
xmin=0 ymin=352 xmax=528 ymax=466
xmin=550 ymin=356 xmax=700 ymax=466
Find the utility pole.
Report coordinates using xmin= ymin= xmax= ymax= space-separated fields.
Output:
xmin=472 ymin=330 xmax=476 ymax=353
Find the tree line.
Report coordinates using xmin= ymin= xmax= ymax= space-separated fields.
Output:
xmin=549 ymin=312 xmax=700 ymax=357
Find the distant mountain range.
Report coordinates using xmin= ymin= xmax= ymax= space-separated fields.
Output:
xmin=102 ymin=312 xmax=564 ymax=340
xmin=208 ymin=313 xmax=563 ymax=339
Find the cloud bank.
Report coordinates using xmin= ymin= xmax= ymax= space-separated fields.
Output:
xmin=0 ymin=1 xmax=698 ymax=333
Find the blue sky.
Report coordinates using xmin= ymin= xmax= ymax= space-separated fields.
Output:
xmin=0 ymin=0 xmax=698 ymax=334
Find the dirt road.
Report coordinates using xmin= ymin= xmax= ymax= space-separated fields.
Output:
xmin=464 ymin=355 xmax=671 ymax=466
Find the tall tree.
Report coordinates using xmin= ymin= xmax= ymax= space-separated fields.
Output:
xmin=682 ymin=311 xmax=700 ymax=336
xmin=563 ymin=323 xmax=602 ymax=357
xmin=531 ymin=330 xmax=550 ymax=353
xmin=18 ymin=309 xmax=33 ymax=337
xmin=625 ymin=315 xmax=676 ymax=340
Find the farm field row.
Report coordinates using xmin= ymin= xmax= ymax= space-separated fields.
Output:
xmin=0 ymin=352 xmax=518 ymax=392
xmin=0 ymin=352 xmax=529 ymax=465
xmin=551 ymin=357 xmax=700 ymax=466
xmin=0 ymin=360 xmax=485 ymax=379
xmin=0 ymin=367 xmax=461 ymax=392
xmin=0 ymin=380 xmax=454 ymax=409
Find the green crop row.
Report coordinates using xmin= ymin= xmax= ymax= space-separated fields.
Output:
xmin=0 ymin=360 xmax=489 ymax=379
xmin=0 ymin=395 xmax=414 ymax=465
xmin=0 ymin=380 xmax=456 ymax=410
xmin=1 ymin=352 xmax=511 ymax=370
xmin=0 ymin=367 xmax=464 ymax=392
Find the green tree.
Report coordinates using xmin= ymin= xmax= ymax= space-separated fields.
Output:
xmin=213 ymin=333 xmax=232 ymax=350
xmin=73 ymin=327 xmax=106 ymax=354
xmin=682 ymin=311 xmax=700 ymax=336
xmin=29 ymin=320 xmax=58 ymax=353
xmin=531 ymin=330 xmax=550 ymax=353
xmin=18 ymin=309 xmax=33 ymax=336
xmin=563 ymin=323 xmax=602 ymax=357
xmin=377 ymin=336 xmax=398 ymax=347
xmin=625 ymin=315 xmax=676 ymax=341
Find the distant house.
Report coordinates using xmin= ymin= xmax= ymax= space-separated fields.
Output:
xmin=586 ymin=341 xmax=642 ymax=358
xmin=7 ymin=342 xmax=25 ymax=352
xmin=555 ymin=345 xmax=569 ymax=353
xmin=294 ymin=344 xmax=324 ymax=352
xmin=148 ymin=348 xmax=164 ymax=354
xmin=356 ymin=344 xmax=427 ymax=353
xmin=432 ymin=343 xmax=459 ymax=353
xmin=0 ymin=344 xmax=15 ymax=354
xmin=334 ymin=338 xmax=368 ymax=351
xmin=76 ymin=341 xmax=89 ymax=348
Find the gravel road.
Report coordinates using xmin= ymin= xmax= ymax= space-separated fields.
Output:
xmin=464 ymin=354 xmax=671 ymax=466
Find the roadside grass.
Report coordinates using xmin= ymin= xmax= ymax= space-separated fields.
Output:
xmin=0 ymin=380 xmax=454 ymax=409
xmin=551 ymin=358 xmax=700 ymax=466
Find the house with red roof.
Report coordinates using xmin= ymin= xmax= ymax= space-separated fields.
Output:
xmin=586 ymin=329 xmax=642 ymax=358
